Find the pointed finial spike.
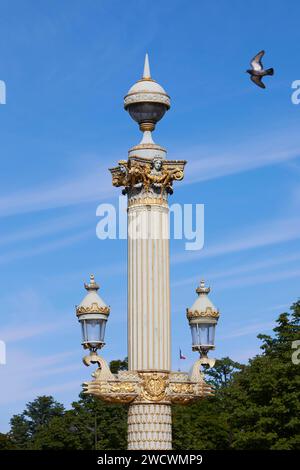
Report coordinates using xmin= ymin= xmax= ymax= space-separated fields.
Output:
xmin=196 ymin=279 xmax=210 ymax=295
xmin=143 ymin=53 xmax=151 ymax=79
xmin=84 ymin=274 xmax=99 ymax=291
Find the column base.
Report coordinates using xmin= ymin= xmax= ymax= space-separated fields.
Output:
xmin=127 ymin=403 xmax=172 ymax=450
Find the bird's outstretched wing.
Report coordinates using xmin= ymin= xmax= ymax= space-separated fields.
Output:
xmin=251 ymin=75 xmax=266 ymax=89
xmin=250 ymin=50 xmax=265 ymax=71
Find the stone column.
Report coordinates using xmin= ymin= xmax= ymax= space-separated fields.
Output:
xmin=127 ymin=197 xmax=170 ymax=371
xmin=127 ymin=403 xmax=172 ymax=450
xmin=127 ymin=189 xmax=172 ymax=450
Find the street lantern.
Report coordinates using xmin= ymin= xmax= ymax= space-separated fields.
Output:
xmin=186 ymin=280 xmax=220 ymax=358
xmin=76 ymin=275 xmax=110 ymax=352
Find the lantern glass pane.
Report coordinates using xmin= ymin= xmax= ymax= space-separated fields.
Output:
xmin=190 ymin=322 xmax=216 ymax=347
xmin=99 ymin=320 xmax=107 ymax=343
xmin=80 ymin=317 xmax=107 ymax=349
xmin=191 ymin=324 xmax=198 ymax=345
xmin=199 ymin=324 xmax=208 ymax=345
xmin=81 ymin=321 xmax=86 ymax=343
xmin=208 ymin=324 xmax=215 ymax=345
xmin=86 ymin=319 xmax=101 ymax=345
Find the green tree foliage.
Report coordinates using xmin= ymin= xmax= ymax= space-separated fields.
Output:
xmin=173 ymin=301 xmax=300 ymax=450
xmin=204 ymin=357 xmax=245 ymax=389
xmin=223 ymin=300 xmax=300 ymax=450
xmin=9 ymin=414 xmax=31 ymax=449
xmin=0 ymin=433 xmax=15 ymax=450
xmin=11 ymin=358 xmax=128 ymax=450
xmin=172 ymin=397 xmax=230 ymax=450
xmin=172 ymin=359 xmax=244 ymax=449
xmin=109 ymin=357 xmax=128 ymax=374
xmin=9 ymin=396 xmax=65 ymax=449
xmin=32 ymin=395 xmax=127 ymax=450
xmin=3 ymin=302 xmax=300 ymax=450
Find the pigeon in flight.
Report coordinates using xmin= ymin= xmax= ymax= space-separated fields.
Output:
xmin=247 ymin=50 xmax=274 ymax=89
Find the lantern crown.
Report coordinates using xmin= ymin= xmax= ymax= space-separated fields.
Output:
xmin=186 ymin=280 xmax=219 ymax=320
xmin=76 ymin=274 xmax=110 ymax=317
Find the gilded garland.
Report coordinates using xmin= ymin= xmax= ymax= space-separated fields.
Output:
xmin=76 ymin=303 xmax=110 ymax=316
xmin=186 ymin=306 xmax=219 ymax=320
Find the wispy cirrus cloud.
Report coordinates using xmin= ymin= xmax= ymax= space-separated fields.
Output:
xmin=172 ymin=251 xmax=300 ymax=288
xmin=173 ymin=215 xmax=300 ymax=265
xmin=219 ymin=321 xmax=274 ymax=340
xmin=31 ymin=380 xmax=82 ymax=397
xmin=0 ymin=228 xmax=92 ymax=265
xmin=180 ymin=127 xmax=300 ymax=185
xmin=0 ymin=348 xmax=83 ymax=407
xmin=1 ymin=127 xmax=300 ymax=219
xmin=0 ymin=164 xmax=114 ymax=218
xmin=217 ymin=267 xmax=300 ymax=290
xmin=0 ymin=211 xmax=92 ymax=247
xmin=0 ymin=322 xmax=64 ymax=343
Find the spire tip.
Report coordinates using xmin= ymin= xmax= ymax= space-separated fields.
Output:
xmin=143 ymin=53 xmax=151 ymax=79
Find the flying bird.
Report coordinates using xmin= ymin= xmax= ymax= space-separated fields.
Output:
xmin=247 ymin=50 xmax=274 ymax=89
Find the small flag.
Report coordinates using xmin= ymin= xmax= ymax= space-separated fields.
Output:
xmin=179 ymin=349 xmax=186 ymax=360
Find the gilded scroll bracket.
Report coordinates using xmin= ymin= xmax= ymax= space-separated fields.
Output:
xmin=83 ymin=361 xmax=214 ymax=405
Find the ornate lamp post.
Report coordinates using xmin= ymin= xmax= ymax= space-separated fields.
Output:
xmin=76 ymin=55 xmax=220 ymax=450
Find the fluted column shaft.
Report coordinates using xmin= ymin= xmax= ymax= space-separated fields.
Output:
xmin=127 ymin=202 xmax=170 ymax=371
xmin=127 ymin=197 xmax=172 ymax=450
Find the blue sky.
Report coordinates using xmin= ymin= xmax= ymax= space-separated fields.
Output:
xmin=1 ymin=0 xmax=300 ymax=432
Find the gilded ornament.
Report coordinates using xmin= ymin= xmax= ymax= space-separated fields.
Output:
xmin=76 ymin=303 xmax=110 ymax=315
xmin=170 ymin=383 xmax=194 ymax=394
xmin=109 ymin=157 xmax=186 ymax=195
xmin=110 ymin=382 xmax=136 ymax=393
xmin=186 ymin=307 xmax=219 ymax=320
xmin=140 ymin=373 xmax=168 ymax=402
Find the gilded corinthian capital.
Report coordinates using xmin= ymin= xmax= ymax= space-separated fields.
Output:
xmin=109 ymin=156 xmax=186 ymax=195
